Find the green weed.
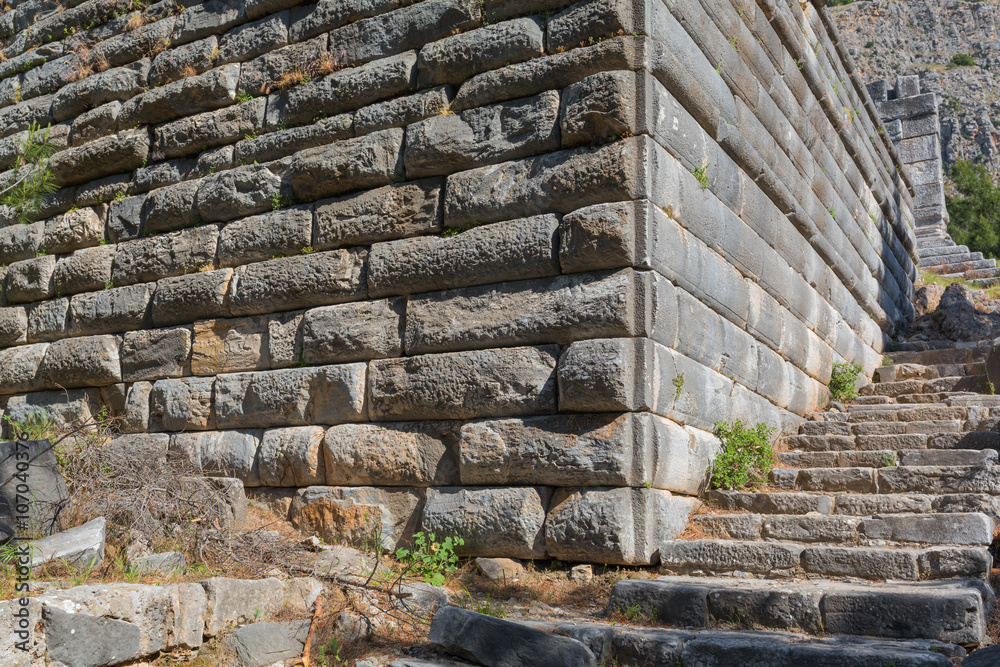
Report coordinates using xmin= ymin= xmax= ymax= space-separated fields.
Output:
xmin=709 ymin=420 xmax=776 ymax=491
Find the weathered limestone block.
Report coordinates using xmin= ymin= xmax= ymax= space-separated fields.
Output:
xmin=201 ymin=577 xmax=284 ymax=638
xmin=458 ymin=412 xmax=717 ymax=493
xmin=229 ymin=249 xmax=367 ymax=316
xmin=258 ymin=426 xmax=327 ymax=486
xmin=404 ymin=269 xmax=677 ymax=354
xmin=422 ymin=486 xmax=551 ymax=559
xmin=42 ymin=607 xmax=141 ymax=666
xmin=38 ymin=335 xmax=121 ymax=388
xmin=288 ymin=485 xmax=423 ymax=551
xmin=313 ymin=178 xmax=443 ymax=249
xmin=112 ymin=225 xmax=221 ymax=286
xmin=0 ymin=95 xmax=54 ymax=138
xmin=27 ymin=297 xmax=69 ymax=342
xmin=118 ymin=63 xmax=240 ymax=128
xmin=191 ymin=316 xmax=268 ymax=375
xmin=237 ymin=35 xmax=329 ymax=98
xmin=330 ymin=0 xmax=480 ymax=66
xmin=51 ymin=60 xmax=150 ymax=122
xmin=547 ymin=0 xmax=643 ymax=52
xmin=557 ymin=199 xmax=643 ymax=269
xmin=143 ymin=179 xmax=202 ymax=235
xmin=353 ymin=87 xmax=453 ymax=134
xmin=289 ymin=128 xmax=404 ymax=202
xmin=547 ymin=487 xmax=698 ymax=565
xmin=288 ymin=0 xmax=397 ymax=41
xmin=170 ymin=430 xmax=262 ymax=487
xmin=218 ymin=11 xmax=290 ymax=64
xmin=301 ymin=298 xmax=404 ymax=364
xmin=52 ymin=245 xmax=116 ymax=296
xmin=444 ymin=136 xmax=649 ymax=226
xmin=154 ymin=97 xmax=267 ymax=159
xmin=369 ymin=346 xmax=558 ymax=420
xmin=107 ymin=194 xmax=146 ymax=243
xmin=149 ymin=36 xmax=218 ymax=86
xmin=0 ymin=343 xmax=47 ymax=394
xmin=151 ymin=269 xmax=234 ymax=327
xmin=404 ymin=91 xmax=560 ymax=178
xmin=416 ymin=17 xmax=544 ymax=87
xmin=42 ymin=208 xmax=103 ymax=254
xmin=561 ymin=71 xmax=636 ymax=147
xmin=215 ymin=364 xmax=368 ymax=428
xmin=68 ymin=283 xmax=153 ymax=336
xmin=0 ymin=220 xmax=43 ymax=264
xmin=267 ymin=310 xmax=304 ymax=369
xmin=368 ymin=215 xmax=558 ymax=297
xmin=20 ymin=54 xmax=74 ymax=99
xmin=196 ymin=163 xmax=284 ymax=222
xmin=234 ymin=114 xmax=354 ymax=164
xmin=0 ymin=305 xmax=27 ymax=345
xmin=150 ymin=377 xmax=216 ymax=431
xmin=265 ymin=51 xmax=417 ymax=129
xmin=48 ymin=129 xmax=149 ymax=187
xmin=121 ymin=327 xmax=193 ymax=382
xmin=5 ymin=255 xmax=56 ymax=303
xmin=217 ymin=206 xmax=313 ymax=267
xmin=71 ymin=102 xmax=122 ymax=146
xmin=87 ymin=15 xmax=175 ymax=69
xmin=324 ymin=421 xmax=460 ymax=486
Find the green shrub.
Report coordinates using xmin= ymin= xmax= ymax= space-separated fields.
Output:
xmin=829 ymin=361 xmax=864 ymax=402
xmin=709 ymin=420 xmax=776 ymax=491
xmin=395 ymin=531 xmax=463 ymax=586
xmin=950 ymin=53 xmax=976 ymax=67
xmin=946 ymin=159 xmax=1000 ymax=261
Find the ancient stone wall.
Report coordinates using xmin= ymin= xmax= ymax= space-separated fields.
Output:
xmin=0 ymin=0 xmax=917 ymax=564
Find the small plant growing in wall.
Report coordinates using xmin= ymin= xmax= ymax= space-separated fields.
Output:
xmin=829 ymin=361 xmax=864 ymax=402
xmin=672 ymin=372 xmax=685 ymax=401
xmin=709 ymin=420 xmax=776 ymax=491
xmin=2 ymin=121 xmax=57 ymax=224
xmin=692 ymin=163 xmax=711 ymax=189
xmin=395 ymin=532 xmax=463 ymax=586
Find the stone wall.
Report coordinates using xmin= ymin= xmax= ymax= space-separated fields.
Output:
xmin=0 ymin=0 xmax=917 ymax=564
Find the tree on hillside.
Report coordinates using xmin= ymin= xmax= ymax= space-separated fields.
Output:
xmin=1 ymin=121 xmax=58 ymax=224
xmin=947 ymin=159 xmax=1000 ymax=260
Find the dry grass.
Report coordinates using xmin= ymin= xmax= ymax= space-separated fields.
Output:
xmin=271 ymin=69 xmax=310 ymax=91
xmin=123 ymin=12 xmax=147 ymax=31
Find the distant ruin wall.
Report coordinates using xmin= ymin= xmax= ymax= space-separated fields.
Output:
xmin=0 ymin=0 xmax=916 ymax=564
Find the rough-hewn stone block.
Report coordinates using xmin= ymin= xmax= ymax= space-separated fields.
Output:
xmin=301 ymin=298 xmax=403 ymax=364
xmin=217 ymin=206 xmax=312 ymax=267
xmin=191 ymin=317 xmax=268 ymax=375
xmin=289 ymin=128 xmax=404 ymax=202
xmin=38 ymin=335 xmax=121 ymax=388
xmin=68 ymin=283 xmax=153 ymax=337
xmin=112 ymin=225 xmax=220 ymax=287
xmin=150 ymin=377 xmax=217 ymax=432
xmin=324 ymin=421 xmax=459 ymax=486
xmin=416 ymin=17 xmax=544 ymax=87
xmin=52 ymin=245 xmax=116 ymax=296
xmin=170 ymin=429 xmax=262 ymax=487
xmin=258 ymin=426 xmax=327 ymax=486
xmin=118 ymin=64 xmax=240 ymax=129
xmin=122 ymin=327 xmax=193 ymax=382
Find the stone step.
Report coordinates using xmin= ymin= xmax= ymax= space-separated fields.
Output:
xmin=887 ymin=347 xmax=989 ymax=366
xmin=608 ymin=577 xmax=989 ymax=644
xmin=778 ymin=448 xmax=996 ymax=467
xmin=661 ymin=536 xmax=990 ymax=580
xmin=688 ymin=512 xmax=993 ymax=547
xmin=896 ymin=391 xmax=982 ymax=404
xmin=919 ymin=251 xmax=984 ymax=267
xmin=770 ymin=465 xmax=1000 ymax=494
xmin=522 ymin=622 xmax=965 ymax=667
xmin=859 ymin=377 xmax=989 ymax=398
xmin=955 ymin=266 xmax=1000 ymax=281
xmin=847 ymin=405 xmax=969 ymax=422
xmin=797 ymin=420 xmax=964 ymax=437
xmin=704 ymin=490 xmax=999 ymax=517
xmin=918 ymin=245 xmax=968 ymax=258
xmin=874 ymin=361 xmax=985 ymax=383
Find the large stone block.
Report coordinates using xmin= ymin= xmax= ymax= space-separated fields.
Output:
xmin=0 ymin=305 xmax=27 ymax=345
xmin=422 ymin=486 xmax=551 ymax=559
xmin=403 ymin=91 xmax=560 ymax=178
xmin=353 ymin=86 xmax=453 ymax=134
xmin=405 ymin=269 xmax=676 ymax=354
xmin=416 ymin=17 xmax=544 ymax=87
xmin=42 ymin=208 xmax=103 ymax=255
xmin=314 ymin=178 xmax=443 ymax=249
xmin=48 ymin=129 xmax=149 ymax=187
xmin=27 ymin=297 xmax=69 ymax=342
xmin=150 ymin=377 xmax=216 ymax=432
xmin=0 ymin=220 xmax=43 ymax=264
xmin=368 ymin=215 xmax=558 ymax=297
xmin=324 ymin=421 xmax=460 ymax=486
xmin=266 ymin=310 xmax=304 ymax=369
xmin=561 ymin=70 xmax=636 ymax=147
xmin=229 ymin=249 xmax=367 ymax=316
xmin=153 ymin=97 xmax=267 ymax=159
xmin=50 ymin=60 xmax=149 ymax=122
xmin=546 ymin=487 xmax=698 ymax=565
xmin=201 ymin=577 xmax=283 ymax=638
xmin=301 ymin=298 xmax=404 ymax=364
xmin=288 ymin=485 xmax=423 ymax=550
xmin=5 ymin=255 xmax=56 ymax=303
xmin=149 ymin=36 xmax=218 ymax=87
xmin=143 ymin=179 xmax=202 ymax=235
xmin=118 ymin=64 xmax=240 ymax=128
xmin=121 ymin=327 xmax=193 ymax=382
xmin=191 ymin=316 xmax=268 ymax=375
xmin=258 ymin=426 xmax=327 ymax=486
xmin=289 ymin=128 xmax=404 ymax=202
xmin=214 ymin=364 xmax=368 ymax=428
xmin=370 ymin=346 xmax=558 ymax=420
xmin=151 ymin=269 xmax=234 ymax=327
xmin=0 ymin=342 xmax=47 ymax=394
xmin=52 ymin=245 xmax=116 ymax=296
xmin=38 ymin=335 xmax=121 ymax=388
xmin=195 ymin=163 xmax=284 ymax=223
xmin=217 ymin=11 xmax=290 ymax=64
xmin=67 ymin=283 xmax=153 ymax=336
xmin=234 ymin=113 xmax=354 ymax=164
xmin=444 ymin=136 xmax=648 ymax=226
xmin=112 ymin=225 xmax=221 ymax=287
xmin=171 ymin=429 xmax=263 ymax=486
xmin=217 ymin=206 xmax=312 ymax=267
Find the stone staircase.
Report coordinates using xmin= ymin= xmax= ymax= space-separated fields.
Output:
xmin=610 ymin=344 xmax=1000 ymax=649
xmin=917 ymin=231 xmax=1000 ymax=285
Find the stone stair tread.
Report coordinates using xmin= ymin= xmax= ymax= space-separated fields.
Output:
xmin=778 ymin=449 xmax=996 ymax=468
xmin=705 ymin=490 xmax=998 ymax=516
xmin=609 ymin=576 xmax=988 ymax=644
xmin=771 ymin=465 xmax=1000 ymax=494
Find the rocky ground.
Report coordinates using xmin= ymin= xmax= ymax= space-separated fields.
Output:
xmin=833 ymin=0 xmax=1000 ymax=180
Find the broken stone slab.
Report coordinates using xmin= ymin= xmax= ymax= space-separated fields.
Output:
xmin=129 ymin=551 xmax=186 ymax=576
xmin=289 ymin=485 xmax=423 ymax=551
xmin=224 ymin=619 xmax=311 ymax=667
xmin=421 ymin=486 xmax=551 ymax=559
xmin=429 ymin=606 xmax=597 ymax=667
xmin=201 ymin=576 xmax=285 ymax=637
xmin=0 ymin=438 xmax=68 ymax=538
xmin=398 ymin=582 xmax=449 ymax=616
xmin=42 ymin=605 xmax=141 ymax=667
xmin=475 ymin=557 xmax=523 ymax=582
xmin=29 ymin=516 xmax=106 ymax=568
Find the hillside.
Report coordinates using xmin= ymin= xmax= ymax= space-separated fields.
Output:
xmin=833 ymin=0 xmax=1000 ymax=178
